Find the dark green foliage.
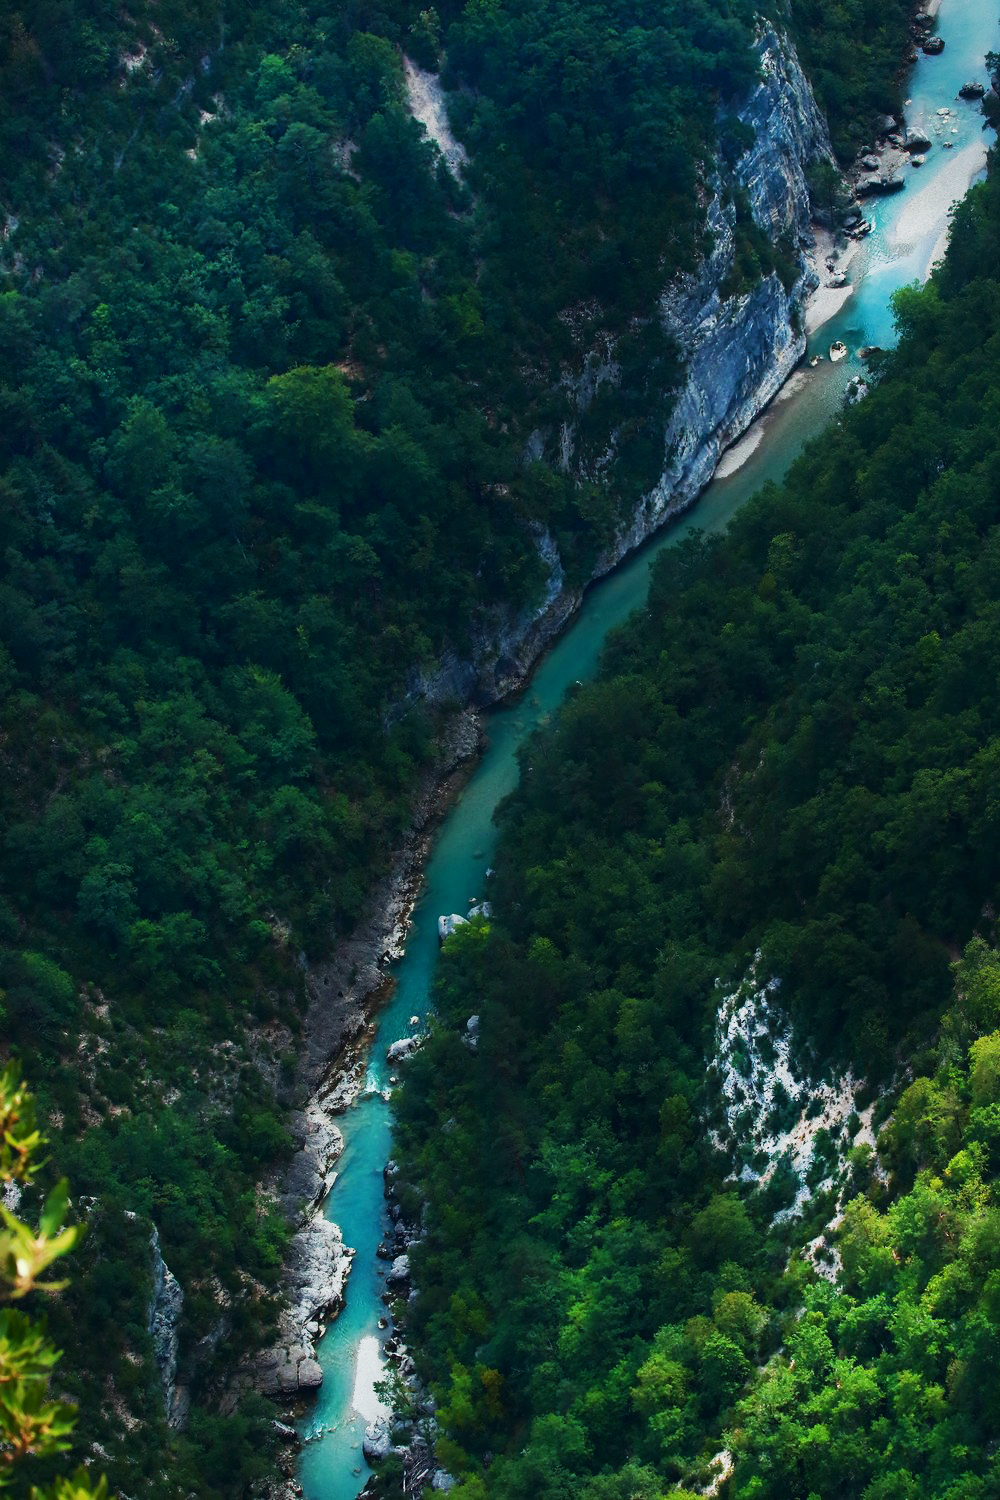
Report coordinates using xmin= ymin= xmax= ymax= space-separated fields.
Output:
xmin=0 ymin=0 xmax=837 ymax=1490
xmin=0 ymin=0 xmax=939 ymax=1486
xmin=392 ymin=154 xmax=1000 ymax=1499
xmin=789 ymin=0 xmax=914 ymax=159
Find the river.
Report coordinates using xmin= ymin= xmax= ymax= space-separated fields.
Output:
xmin=298 ymin=4 xmax=997 ymax=1493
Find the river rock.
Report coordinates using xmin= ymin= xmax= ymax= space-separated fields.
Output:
xmin=387 ymin=1035 xmax=423 ymax=1063
xmin=857 ymin=174 xmax=905 ymax=196
xmin=959 ymin=80 xmax=986 ymax=99
xmin=922 ymin=34 xmax=944 ymax=53
xmin=364 ymin=1417 xmax=393 ymax=1462
xmin=437 ymin=913 xmax=468 ymax=942
xmin=256 ymin=1344 xmax=324 ymax=1396
xmin=386 ymin=1254 xmax=411 ymax=1287
xmin=904 ymin=127 xmax=932 ymax=151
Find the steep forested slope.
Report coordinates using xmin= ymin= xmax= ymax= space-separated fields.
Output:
xmin=391 ymin=156 xmax=1000 ymax=1499
xmin=0 ymin=0 xmax=823 ymax=1492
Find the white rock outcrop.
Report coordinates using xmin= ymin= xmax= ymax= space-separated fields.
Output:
xmin=403 ymin=57 xmax=468 ymax=179
xmin=148 ymin=1224 xmax=185 ymax=1427
xmin=253 ymin=1215 xmax=354 ymax=1397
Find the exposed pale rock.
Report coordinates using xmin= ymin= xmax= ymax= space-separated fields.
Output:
xmin=637 ymin=27 xmax=833 ymax=532
xmin=364 ymin=1417 xmax=393 ymax=1461
xmin=437 ymin=913 xmax=467 ymax=941
xmin=148 ymin=1224 xmax=185 ymax=1427
xmin=281 ymin=1103 xmax=344 ymax=1216
xmin=402 ymin=57 xmax=468 ymax=179
xmin=707 ymin=953 xmax=880 ymax=1224
xmin=386 ymin=1254 xmax=411 ymax=1287
xmin=857 ymin=173 xmax=906 ymax=195
xmin=253 ymin=1215 xmax=354 ymax=1397
xmin=386 ymin=1035 xmax=423 ymax=1063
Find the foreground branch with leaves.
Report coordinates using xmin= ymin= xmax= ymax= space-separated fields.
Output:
xmin=0 ymin=1065 xmax=106 ymax=1499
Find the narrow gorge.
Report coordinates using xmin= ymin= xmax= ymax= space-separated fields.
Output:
xmin=278 ymin=4 xmax=999 ymax=1498
xmin=0 ymin=0 xmax=997 ymax=1494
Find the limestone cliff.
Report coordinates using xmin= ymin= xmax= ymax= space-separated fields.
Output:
xmin=409 ymin=26 xmax=834 ymax=705
xmin=148 ymin=1223 xmax=186 ymax=1427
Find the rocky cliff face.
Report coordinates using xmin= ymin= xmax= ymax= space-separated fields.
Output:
xmin=639 ymin=27 xmax=831 ymax=527
xmin=148 ymin=1223 xmax=186 ymax=1428
xmin=409 ymin=27 xmax=833 ymax=706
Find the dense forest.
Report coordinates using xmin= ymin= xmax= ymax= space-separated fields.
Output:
xmin=390 ymin=150 xmax=1000 ymax=1499
xmin=0 ymin=0 xmax=927 ymax=1491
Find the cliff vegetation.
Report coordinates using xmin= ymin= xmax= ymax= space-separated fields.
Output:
xmin=391 ymin=152 xmax=1000 ymax=1499
xmin=0 ymin=0 xmax=865 ymax=1491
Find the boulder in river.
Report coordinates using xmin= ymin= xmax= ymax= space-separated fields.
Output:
xmin=386 ymin=1254 xmax=411 ymax=1287
xmin=904 ymin=127 xmax=932 ymax=151
xmin=363 ymin=1417 xmax=392 ymax=1463
xmin=437 ymin=913 xmax=467 ymax=942
xmin=922 ymin=34 xmax=944 ymax=53
xmin=857 ymin=174 xmax=905 ymax=196
xmin=386 ymin=1034 xmax=423 ymax=1063
xmin=959 ymin=80 xmax=986 ymax=99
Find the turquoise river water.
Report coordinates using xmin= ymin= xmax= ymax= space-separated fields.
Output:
xmin=300 ymin=4 xmax=998 ymax=1493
